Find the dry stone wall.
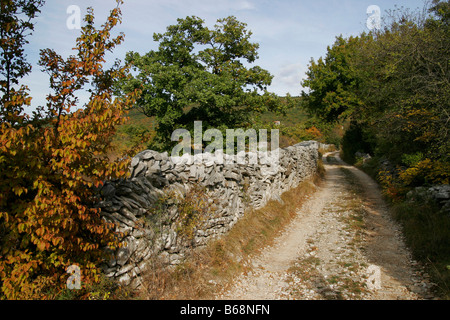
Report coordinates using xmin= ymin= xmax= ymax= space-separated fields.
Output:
xmin=97 ymin=141 xmax=321 ymax=287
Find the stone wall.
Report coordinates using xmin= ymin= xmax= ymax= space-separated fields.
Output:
xmin=97 ymin=141 xmax=321 ymax=287
xmin=406 ymin=185 xmax=450 ymax=214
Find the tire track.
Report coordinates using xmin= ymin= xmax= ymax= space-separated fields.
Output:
xmin=216 ymin=152 xmax=436 ymax=300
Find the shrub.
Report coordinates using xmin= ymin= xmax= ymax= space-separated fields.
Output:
xmin=399 ymin=159 xmax=450 ymax=187
xmin=147 ymin=183 xmax=215 ymax=244
xmin=0 ymin=1 xmax=140 ymax=299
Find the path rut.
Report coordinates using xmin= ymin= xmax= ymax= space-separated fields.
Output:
xmin=216 ymin=152 xmax=436 ymax=300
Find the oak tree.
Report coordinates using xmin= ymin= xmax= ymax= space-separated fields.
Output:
xmin=118 ymin=16 xmax=286 ymax=151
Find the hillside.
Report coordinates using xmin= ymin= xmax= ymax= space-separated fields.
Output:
xmin=111 ymin=98 xmax=336 ymax=154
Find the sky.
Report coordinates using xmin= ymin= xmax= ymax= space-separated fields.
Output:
xmin=22 ymin=0 xmax=427 ymax=112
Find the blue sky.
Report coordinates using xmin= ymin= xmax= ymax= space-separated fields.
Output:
xmin=22 ymin=0 xmax=427 ymax=112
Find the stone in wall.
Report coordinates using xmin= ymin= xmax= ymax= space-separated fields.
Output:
xmin=406 ymin=184 xmax=450 ymax=214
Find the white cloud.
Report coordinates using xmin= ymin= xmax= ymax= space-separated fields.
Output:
xmin=266 ymin=62 xmax=306 ymax=96
xmin=277 ymin=63 xmax=304 ymax=85
xmin=236 ymin=1 xmax=256 ymax=11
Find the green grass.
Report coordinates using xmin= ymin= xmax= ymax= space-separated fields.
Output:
xmin=354 ymin=156 xmax=450 ymax=299
xmin=125 ymin=108 xmax=156 ymax=128
xmin=391 ymin=201 xmax=450 ymax=298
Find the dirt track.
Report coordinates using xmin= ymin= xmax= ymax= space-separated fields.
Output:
xmin=216 ymin=152 xmax=436 ymax=300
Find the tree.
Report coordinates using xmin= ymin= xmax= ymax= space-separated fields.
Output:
xmin=0 ymin=0 xmax=45 ymax=123
xmin=301 ymin=0 xmax=449 ymax=185
xmin=353 ymin=0 xmax=449 ymax=166
xmin=118 ymin=16 xmax=286 ymax=151
xmin=301 ymin=35 xmax=369 ymax=123
xmin=0 ymin=0 xmax=139 ymax=299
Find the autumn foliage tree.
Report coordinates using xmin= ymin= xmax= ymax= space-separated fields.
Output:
xmin=0 ymin=0 xmax=139 ymax=299
xmin=0 ymin=0 xmax=45 ymax=124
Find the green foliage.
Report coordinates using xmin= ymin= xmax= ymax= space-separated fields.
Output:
xmin=118 ymin=15 xmax=287 ymax=151
xmin=401 ymin=153 xmax=424 ymax=167
xmin=399 ymin=159 xmax=450 ymax=187
xmin=121 ymin=124 xmax=149 ymax=137
xmin=301 ymin=35 xmax=368 ymax=123
xmin=147 ymin=184 xmax=215 ymax=243
xmin=115 ymin=123 xmax=152 ymax=150
xmin=302 ymin=0 xmax=449 ymax=201
xmin=111 ymin=108 xmax=155 ymax=155
xmin=174 ymin=184 xmax=214 ymax=241
xmin=355 ymin=1 xmax=449 ymax=163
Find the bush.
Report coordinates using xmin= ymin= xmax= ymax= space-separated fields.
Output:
xmin=0 ymin=2 xmax=139 ymax=299
xmin=147 ymin=183 xmax=215 ymax=244
xmin=399 ymin=159 xmax=450 ymax=187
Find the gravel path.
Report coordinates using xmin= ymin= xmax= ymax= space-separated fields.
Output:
xmin=216 ymin=153 xmax=436 ymax=300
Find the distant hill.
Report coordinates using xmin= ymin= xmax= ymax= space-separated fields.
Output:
xmin=112 ymin=98 xmax=323 ymax=154
xmin=260 ymin=105 xmax=309 ymax=127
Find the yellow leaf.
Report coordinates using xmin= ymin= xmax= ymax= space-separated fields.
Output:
xmin=37 ymin=241 xmax=46 ymax=251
